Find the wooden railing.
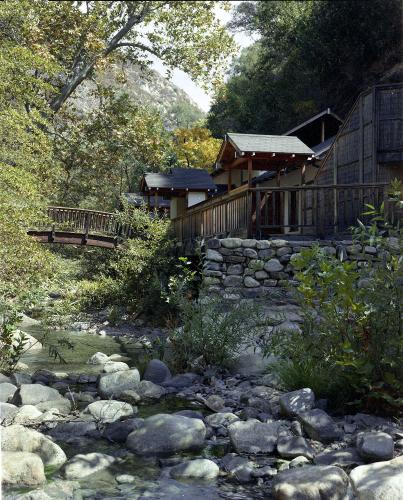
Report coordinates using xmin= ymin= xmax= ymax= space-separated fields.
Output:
xmin=172 ymin=183 xmax=393 ymax=243
xmin=45 ymin=207 xmax=133 ymax=238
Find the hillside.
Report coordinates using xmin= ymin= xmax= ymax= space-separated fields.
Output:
xmin=72 ymin=63 xmax=205 ymax=130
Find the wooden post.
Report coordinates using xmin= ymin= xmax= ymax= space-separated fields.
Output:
xmin=228 ymin=168 xmax=232 ymax=193
xmin=255 ymin=190 xmax=261 ymax=239
xmin=154 ymin=192 xmax=159 ymax=212
xmin=300 ymin=163 xmax=306 ymax=235
xmin=83 ymin=213 xmax=89 ymax=245
xmin=247 ymin=158 xmax=252 ymax=187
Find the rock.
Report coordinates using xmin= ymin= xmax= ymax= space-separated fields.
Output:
xmin=1 ymin=424 xmax=67 ymax=467
xmin=270 ymin=239 xmax=288 ymax=248
xmin=263 ymin=259 xmax=284 ymax=272
xmin=108 ymin=354 xmax=131 ymax=363
xmin=222 ymin=454 xmax=254 ymax=483
xmin=205 ymin=412 xmax=240 ymax=428
xmin=350 ymin=456 xmax=403 ymax=499
xmin=13 ymin=331 xmax=42 ymax=352
xmin=170 ymin=459 xmax=219 ymax=480
xmin=0 ymin=382 xmax=18 ymax=402
xmin=223 ymin=275 xmax=243 ymax=287
xmin=63 ymin=452 xmax=115 ymax=479
xmin=87 ymin=352 xmax=109 ymax=365
xmin=162 ymin=372 xmax=198 ymax=389
xmin=83 ymin=400 xmax=134 ymax=423
xmin=221 ymin=238 xmax=243 ymax=249
xmin=279 ymin=388 xmax=315 ymax=418
xmin=10 ymin=372 xmax=32 ymax=386
xmin=227 ymin=264 xmax=243 ymax=275
xmin=297 ymin=409 xmax=342 ymax=443
xmin=0 ymin=373 xmax=11 ymax=383
xmin=289 ymin=456 xmax=310 ymax=468
xmin=116 ymin=474 xmax=136 ymax=484
xmin=102 ymin=361 xmax=130 ymax=373
xmin=35 ymin=398 xmax=71 ymax=414
xmin=314 ymin=447 xmax=363 ymax=467
xmin=356 ymin=431 xmax=394 ymax=462
xmin=277 ymin=436 xmax=314 ymax=460
xmin=103 ymin=418 xmax=144 ymax=443
xmin=228 ymin=419 xmax=279 ymax=454
xmin=244 ymin=248 xmax=258 ymax=258
xmin=47 ymin=420 xmax=98 ymax=440
xmin=13 ymin=405 xmax=43 ymax=424
xmin=206 ymin=249 xmax=223 ymax=262
xmin=143 ymin=359 xmax=172 ymax=384
xmin=126 ymin=413 xmax=206 ymax=455
xmin=244 ymin=276 xmax=260 ymax=288
xmin=2 ymin=451 xmax=46 ymax=486
xmin=175 ymin=410 xmax=204 ymax=420
xmin=204 ymin=395 xmax=225 ymax=412
xmin=136 ymin=380 xmax=166 ymax=400
xmin=119 ymin=389 xmax=141 ymax=404
xmin=98 ymin=369 xmax=140 ymax=398
xmin=32 ymin=369 xmax=58 ymax=384
xmin=11 ymin=384 xmax=63 ymax=406
xmin=0 ymin=402 xmax=19 ymax=423
xmin=242 ymin=239 xmax=257 ymax=248
xmin=272 ymin=465 xmax=349 ymax=499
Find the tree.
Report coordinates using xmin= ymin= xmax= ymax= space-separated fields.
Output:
xmin=14 ymin=0 xmax=234 ymax=113
xmin=54 ymin=92 xmax=172 ymax=210
xmin=172 ymin=127 xmax=221 ymax=170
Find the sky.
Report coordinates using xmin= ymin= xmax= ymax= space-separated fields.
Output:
xmin=151 ymin=2 xmax=254 ymax=113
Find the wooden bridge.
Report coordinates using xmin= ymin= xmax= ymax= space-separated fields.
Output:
xmin=28 ymin=207 xmax=133 ymax=249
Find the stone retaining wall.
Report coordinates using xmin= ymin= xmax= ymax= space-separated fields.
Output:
xmin=202 ymin=238 xmax=379 ymax=300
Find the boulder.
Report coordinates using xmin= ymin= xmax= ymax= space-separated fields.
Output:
xmin=87 ymin=352 xmax=109 ymax=365
xmin=277 ymin=436 xmax=314 ymax=460
xmin=143 ymin=359 xmax=172 ymax=384
xmin=102 ymin=361 xmax=130 ymax=373
xmin=272 ymin=465 xmax=349 ymax=500
xmin=13 ymin=405 xmax=43 ymax=424
xmin=0 ymin=402 xmax=19 ymax=423
xmin=356 ymin=431 xmax=394 ymax=462
xmin=1 ymin=424 xmax=67 ymax=467
xmin=47 ymin=420 xmax=98 ymax=440
xmin=222 ymin=454 xmax=255 ymax=483
xmin=350 ymin=455 xmax=403 ymax=499
xmin=108 ymin=353 xmax=131 ymax=363
xmin=63 ymin=452 xmax=115 ymax=479
xmin=0 ymin=373 xmax=11 ymax=384
xmin=119 ymin=389 xmax=141 ymax=404
xmin=136 ymin=380 xmax=166 ymax=400
xmin=0 ymin=382 xmax=18 ymax=402
xmin=279 ymin=388 xmax=315 ymax=418
xmin=126 ymin=413 xmax=206 ymax=455
xmin=98 ymin=369 xmax=140 ymax=398
xmin=2 ymin=451 xmax=46 ymax=486
xmin=83 ymin=400 xmax=134 ymax=423
xmin=10 ymin=372 xmax=32 ymax=386
xmin=103 ymin=418 xmax=144 ymax=443
xmin=11 ymin=384 xmax=63 ymax=406
xmin=228 ymin=420 xmax=279 ymax=454
xmin=204 ymin=395 xmax=225 ymax=412
xmin=205 ymin=412 xmax=240 ymax=428
xmin=35 ymin=398 xmax=71 ymax=414
xmin=314 ymin=447 xmax=363 ymax=467
xmin=170 ymin=459 xmax=219 ymax=480
xmin=297 ymin=409 xmax=342 ymax=443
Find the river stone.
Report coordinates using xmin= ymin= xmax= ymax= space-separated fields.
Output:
xmin=10 ymin=373 xmax=32 ymax=386
xmin=277 ymin=436 xmax=314 ymax=460
xmin=126 ymin=413 xmax=206 ymax=455
xmin=108 ymin=353 xmax=131 ymax=363
xmin=228 ymin=419 xmax=279 ymax=453
xmin=0 ymin=382 xmax=18 ymax=402
xmin=87 ymin=352 xmax=109 ymax=365
xmin=119 ymin=389 xmax=141 ymax=404
xmin=102 ymin=361 xmax=130 ymax=373
xmin=0 ymin=402 xmax=19 ymax=423
xmin=206 ymin=249 xmax=223 ymax=262
xmin=0 ymin=373 xmax=11 ymax=383
xmin=222 ymin=453 xmax=255 ymax=483
xmin=205 ymin=412 xmax=240 ymax=428
xmin=272 ymin=465 xmax=349 ymax=499
xmin=356 ymin=431 xmax=394 ymax=462
xmin=279 ymin=388 xmax=315 ymax=418
xmin=170 ymin=459 xmax=219 ymax=480
xmin=221 ymin=238 xmax=243 ymax=249
xmin=11 ymin=384 xmax=63 ymax=406
xmin=2 ymin=451 xmax=46 ymax=486
xmin=175 ymin=410 xmax=204 ymax=420
xmin=103 ymin=418 xmax=144 ymax=443
xmin=13 ymin=405 xmax=43 ymax=424
xmin=350 ymin=455 xmax=403 ymax=499
xmin=63 ymin=452 xmax=115 ymax=479
xmin=13 ymin=331 xmax=42 ymax=352
xmin=143 ymin=359 xmax=171 ymax=384
xmin=1 ymin=424 xmax=67 ymax=467
xmin=162 ymin=372 xmax=198 ymax=389
xmin=314 ymin=447 xmax=363 ymax=467
xmin=47 ymin=420 xmax=98 ymax=440
xmin=36 ymin=398 xmax=72 ymax=414
xmin=205 ymin=395 xmax=225 ymax=412
xmin=83 ymin=400 xmax=134 ymax=423
xmin=98 ymin=368 xmax=140 ymax=398
xmin=136 ymin=380 xmax=166 ymax=400
xmin=297 ymin=409 xmax=342 ymax=443
xmin=263 ymin=259 xmax=284 ymax=272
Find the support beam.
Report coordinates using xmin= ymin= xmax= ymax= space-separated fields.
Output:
xmin=247 ymin=158 xmax=252 ymax=187
xmin=228 ymin=168 xmax=232 ymax=192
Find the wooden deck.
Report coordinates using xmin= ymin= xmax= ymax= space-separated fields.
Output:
xmin=28 ymin=206 xmax=133 ymax=248
xmin=172 ymin=183 xmax=394 ymax=246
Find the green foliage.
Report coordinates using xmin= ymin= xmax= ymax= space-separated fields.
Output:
xmin=208 ymin=0 xmax=401 ymax=136
xmin=0 ymin=304 xmax=25 ymax=374
xmin=170 ymin=295 xmax=263 ymax=370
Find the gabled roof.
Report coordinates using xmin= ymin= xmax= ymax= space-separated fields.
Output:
xmin=227 ymin=133 xmax=314 ymax=156
xmin=284 ymin=109 xmax=342 ymax=137
xmin=311 ymin=136 xmax=336 ymax=159
xmin=142 ymin=168 xmax=216 ymax=192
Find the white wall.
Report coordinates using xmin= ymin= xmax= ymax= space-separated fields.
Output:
xmin=187 ymin=192 xmax=206 ymax=207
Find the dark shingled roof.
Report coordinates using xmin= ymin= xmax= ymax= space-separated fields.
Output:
xmin=143 ymin=168 xmax=216 ymax=191
xmin=227 ymin=133 xmax=314 ymax=156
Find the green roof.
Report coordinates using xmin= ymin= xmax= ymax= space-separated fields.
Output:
xmin=227 ymin=133 xmax=314 ymax=155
